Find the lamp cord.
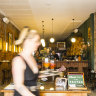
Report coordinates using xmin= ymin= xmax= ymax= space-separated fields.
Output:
xmin=42 ymin=21 xmax=44 ymax=38
xmin=4 ymin=23 xmax=6 ymax=43
xmin=52 ymin=18 xmax=54 ymax=37
xmin=72 ymin=19 xmax=74 ymax=31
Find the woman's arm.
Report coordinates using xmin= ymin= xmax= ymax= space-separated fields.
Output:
xmin=12 ymin=57 xmax=35 ymax=96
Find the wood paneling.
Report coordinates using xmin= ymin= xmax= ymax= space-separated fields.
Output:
xmin=0 ymin=13 xmax=19 ymax=84
xmin=55 ymin=61 xmax=88 ymax=72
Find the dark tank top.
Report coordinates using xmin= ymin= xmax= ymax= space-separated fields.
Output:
xmin=14 ymin=55 xmax=39 ymax=96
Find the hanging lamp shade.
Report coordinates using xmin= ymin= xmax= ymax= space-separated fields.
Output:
xmin=72 ymin=19 xmax=78 ymax=33
xmin=74 ymin=28 xmax=78 ymax=33
xmin=41 ymin=21 xmax=46 ymax=47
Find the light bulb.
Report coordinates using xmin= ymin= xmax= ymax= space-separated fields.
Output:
xmin=71 ymin=38 xmax=76 ymax=43
xmin=50 ymin=37 xmax=55 ymax=43
xmin=41 ymin=38 xmax=46 ymax=47
xmin=42 ymin=41 xmax=46 ymax=47
xmin=41 ymin=38 xmax=45 ymax=43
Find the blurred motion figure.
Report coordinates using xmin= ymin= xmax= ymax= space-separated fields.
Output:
xmin=12 ymin=27 xmax=41 ymax=96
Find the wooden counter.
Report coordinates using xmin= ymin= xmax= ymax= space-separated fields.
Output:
xmin=0 ymin=84 xmax=91 ymax=96
xmin=40 ymin=90 xmax=91 ymax=96
xmin=55 ymin=61 xmax=88 ymax=72
xmin=0 ymin=89 xmax=91 ymax=96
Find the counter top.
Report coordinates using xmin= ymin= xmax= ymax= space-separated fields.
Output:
xmin=0 ymin=81 xmax=91 ymax=94
xmin=55 ymin=60 xmax=88 ymax=63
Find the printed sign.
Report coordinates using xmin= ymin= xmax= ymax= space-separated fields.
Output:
xmin=68 ymin=72 xmax=84 ymax=88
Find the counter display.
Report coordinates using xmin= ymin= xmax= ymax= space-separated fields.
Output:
xmin=0 ymin=82 xmax=91 ymax=96
xmin=0 ymin=71 xmax=91 ymax=96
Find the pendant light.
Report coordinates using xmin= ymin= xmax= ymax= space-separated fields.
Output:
xmin=50 ymin=18 xmax=55 ymax=43
xmin=71 ymin=19 xmax=76 ymax=43
xmin=41 ymin=21 xmax=46 ymax=47
xmin=71 ymin=38 xmax=76 ymax=43
xmin=72 ymin=19 xmax=78 ymax=33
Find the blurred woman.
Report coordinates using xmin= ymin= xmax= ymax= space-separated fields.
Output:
xmin=12 ymin=27 xmax=41 ymax=96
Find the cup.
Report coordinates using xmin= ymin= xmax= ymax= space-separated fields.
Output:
xmin=59 ymin=72 xmax=64 ymax=77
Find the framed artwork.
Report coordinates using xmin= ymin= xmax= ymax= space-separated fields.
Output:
xmin=55 ymin=78 xmax=67 ymax=87
xmin=0 ymin=37 xmax=2 ymax=50
xmin=8 ymin=33 xmax=12 ymax=51
xmin=57 ymin=42 xmax=66 ymax=50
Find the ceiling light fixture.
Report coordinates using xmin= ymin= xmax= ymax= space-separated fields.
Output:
xmin=74 ymin=28 xmax=78 ymax=33
xmin=72 ymin=19 xmax=78 ymax=33
xmin=3 ymin=17 xmax=9 ymax=24
xmin=50 ymin=18 xmax=55 ymax=43
xmin=41 ymin=21 xmax=46 ymax=47
xmin=71 ymin=37 xmax=76 ymax=43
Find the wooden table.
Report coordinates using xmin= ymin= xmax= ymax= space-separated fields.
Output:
xmin=55 ymin=61 xmax=88 ymax=72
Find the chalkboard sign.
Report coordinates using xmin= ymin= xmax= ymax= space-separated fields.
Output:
xmin=68 ymin=72 xmax=87 ymax=90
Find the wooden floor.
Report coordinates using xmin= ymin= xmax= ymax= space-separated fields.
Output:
xmin=0 ymin=84 xmax=6 ymax=96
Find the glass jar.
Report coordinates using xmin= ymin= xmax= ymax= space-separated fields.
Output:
xmin=50 ymin=60 xmax=56 ymax=70
xmin=43 ymin=57 xmax=50 ymax=70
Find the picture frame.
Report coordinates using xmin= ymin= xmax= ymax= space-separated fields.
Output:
xmin=0 ymin=37 xmax=2 ymax=50
xmin=57 ymin=42 xmax=66 ymax=50
xmin=8 ymin=33 xmax=12 ymax=51
xmin=55 ymin=77 xmax=67 ymax=87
